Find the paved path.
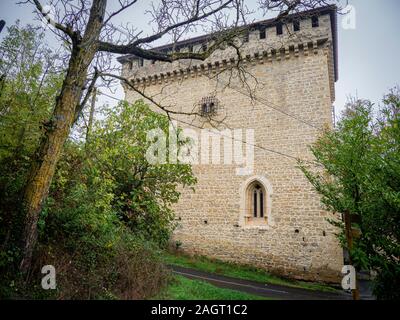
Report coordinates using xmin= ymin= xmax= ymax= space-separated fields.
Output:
xmin=170 ymin=265 xmax=353 ymax=300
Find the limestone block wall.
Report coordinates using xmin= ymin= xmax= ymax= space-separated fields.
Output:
xmin=121 ymin=10 xmax=343 ymax=283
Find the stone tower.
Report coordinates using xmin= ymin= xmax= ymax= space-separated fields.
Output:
xmin=118 ymin=5 xmax=343 ymax=283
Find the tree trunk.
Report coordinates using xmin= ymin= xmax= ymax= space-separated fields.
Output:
xmin=344 ymin=210 xmax=360 ymax=300
xmin=19 ymin=0 xmax=107 ymax=274
xmin=86 ymin=87 xmax=97 ymax=145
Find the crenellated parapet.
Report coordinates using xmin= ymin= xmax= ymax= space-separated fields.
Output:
xmin=118 ymin=6 xmax=338 ymax=89
xmin=122 ymin=39 xmax=334 ymax=88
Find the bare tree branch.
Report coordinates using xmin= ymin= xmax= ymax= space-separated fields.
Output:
xmin=28 ymin=0 xmax=77 ymax=41
xmin=74 ymin=68 xmax=100 ymax=123
xmin=103 ymin=0 xmax=139 ymax=26
xmin=128 ymin=0 xmax=233 ymax=47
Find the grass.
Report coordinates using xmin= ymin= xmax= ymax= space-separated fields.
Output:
xmin=163 ymin=251 xmax=340 ymax=293
xmin=155 ymin=275 xmax=268 ymax=300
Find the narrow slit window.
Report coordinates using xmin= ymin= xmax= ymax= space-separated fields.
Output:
xmin=312 ymin=16 xmax=319 ymax=28
xmin=293 ymin=20 xmax=300 ymax=32
xmin=260 ymin=190 xmax=264 ymax=218
xmin=260 ymin=28 xmax=266 ymax=39
xmin=276 ymin=23 xmax=283 ymax=35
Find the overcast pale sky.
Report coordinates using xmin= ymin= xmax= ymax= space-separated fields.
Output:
xmin=0 ymin=0 xmax=399 ymax=120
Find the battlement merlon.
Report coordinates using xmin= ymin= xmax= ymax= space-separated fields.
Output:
xmin=117 ymin=5 xmax=338 ymax=88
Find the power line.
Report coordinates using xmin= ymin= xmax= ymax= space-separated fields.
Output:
xmin=180 ymin=61 xmax=321 ymax=130
xmin=67 ymin=0 xmax=319 ymax=130
xmin=98 ymin=90 xmax=310 ymax=162
xmin=227 ymin=83 xmax=320 ymax=129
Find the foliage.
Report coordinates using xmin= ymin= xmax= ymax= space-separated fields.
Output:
xmin=0 ymin=24 xmax=63 ymax=293
xmin=84 ymin=100 xmax=197 ymax=246
xmin=0 ymin=24 xmax=196 ymax=299
xmin=34 ymin=99 xmax=196 ymax=298
xmin=0 ymin=22 xmax=62 ymax=159
xmin=299 ymin=89 xmax=400 ymax=300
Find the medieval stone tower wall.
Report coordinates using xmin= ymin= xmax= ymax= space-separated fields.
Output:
xmin=120 ymin=6 xmax=343 ymax=283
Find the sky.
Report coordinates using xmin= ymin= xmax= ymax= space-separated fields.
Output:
xmin=0 ymin=0 xmax=399 ymax=120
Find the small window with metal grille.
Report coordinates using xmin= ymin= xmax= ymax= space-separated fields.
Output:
xmin=198 ymin=96 xmax=220 ymax=116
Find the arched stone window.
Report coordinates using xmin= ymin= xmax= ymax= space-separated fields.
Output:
xmin=239 ymin=176 xmax=273 ymax=228
xmin=248 ymin=182 xmax=265 ymax=218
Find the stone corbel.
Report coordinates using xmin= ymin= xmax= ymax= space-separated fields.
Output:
xmin=276 ymin=49 xmax=282 ymax=61
xmin=179 ymin=68 xmax=185 ymax=79
xmin=206 ymin=63 xmax=212 ymax=75
xmin=250 ymin=54 xmax=257 ymax=66
xmin=257 ymin=52 xmax=264 ymax=64
xmin=324 ymin=40 xmax=332 ymax=57
xmin=285 ymin=46 xmax=290 ymax=60
xmin=211 ymin=62 xmax=217 ymax=74
xmin=267 ymin=50 xmax=273 ymax=63
xmin=199 ymin=63 xmax=205 ymax=76
xmin=303 ymin=42 xmax=309 ymax=56
xmin=313 ymin=40 xmax=318 ymax=54
xmin=294 ymin=43 xmax=300 ymax=57
xmin=166 ymin=71 xmax=172 ymax=83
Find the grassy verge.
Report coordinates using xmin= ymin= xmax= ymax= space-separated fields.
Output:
xmin=155 ymin=275 xmax=269 ymax=300
xmin=163 ymin=251 xmax=340 ymax=293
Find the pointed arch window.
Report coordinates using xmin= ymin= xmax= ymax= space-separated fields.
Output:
xmin=247 ymin=182 xmax=266 ymax=220
xmin=240 ymin=176 xmax=273 ymax=228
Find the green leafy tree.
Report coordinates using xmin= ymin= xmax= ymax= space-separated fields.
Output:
xmin=0 ymin=22 xmax=62 ymax=159
xmin=37 ymin=100 xmax=196 ymax=298
xmin=299 ymin=89 xmax=400 ymax=300
xmin=84 ymin=100 xmax=196 ymax=245
xmin=0 ymin=24 xmax=195 ymax=299
xmin=0 ymin=24 xmax=62 ymax=275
